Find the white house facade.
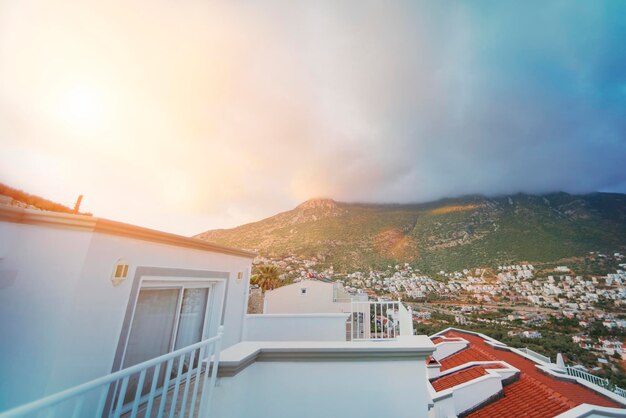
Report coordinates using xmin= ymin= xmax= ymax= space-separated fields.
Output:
xmin=0 ymin=206 xmax=254 ymax=412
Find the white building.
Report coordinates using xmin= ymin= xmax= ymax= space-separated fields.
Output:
xmin=263 ymin=279 xmax=360 ymax=314
xmin=0 ymin=205 xmax=254 ymax=412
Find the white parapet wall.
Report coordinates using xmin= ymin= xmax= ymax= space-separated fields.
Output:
xmin=554 ymin=404 xmax=626 ymax=418
xmin=432 ymin=339 xmax=469 ymax=361
xmin=243 ymin=313 xmax=351 ymax=341
xmin=211 ymin=337 xmax=435 ymax=418
xmin=449 ymin=373 xmax=504 ymax=415
xmin=427 ymin=362 xmax=442 ymax=379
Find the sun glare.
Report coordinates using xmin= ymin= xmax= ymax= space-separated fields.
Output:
xmin=57 ymin=82 xmax=108 ymax=132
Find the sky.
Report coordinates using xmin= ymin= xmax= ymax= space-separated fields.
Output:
xmin=1 ymin=1 xmax=626 ymax=235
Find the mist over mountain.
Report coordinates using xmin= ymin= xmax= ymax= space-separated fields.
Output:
xmin=195 ymin=192 xmax=626 ymax=273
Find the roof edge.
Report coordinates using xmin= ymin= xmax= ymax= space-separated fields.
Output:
xmin=0 ymin=205 xmax=256 ymax=258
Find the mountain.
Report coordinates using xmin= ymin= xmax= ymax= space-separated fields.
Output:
xmin=194 ymin=192 xmax=626 ymax=273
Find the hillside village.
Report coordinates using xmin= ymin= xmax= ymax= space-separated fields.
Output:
xmin=251 ymin=250 xmax=626 ymax=386
xmin=254 ymin=252 xmax=625 ymax=315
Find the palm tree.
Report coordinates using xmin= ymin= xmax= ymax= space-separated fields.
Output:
xmin=251 ymin=265 xmax=281 ymax=292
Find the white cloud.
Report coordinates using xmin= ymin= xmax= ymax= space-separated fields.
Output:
xmin=1 ymin=1 xmax=625 ymax=235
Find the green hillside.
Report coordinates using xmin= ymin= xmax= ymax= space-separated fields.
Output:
xmin=194 ymin=192 xmax=626 ymax=273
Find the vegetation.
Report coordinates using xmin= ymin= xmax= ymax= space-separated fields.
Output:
xmin=250 ymin=265 xmax=281 ymax=292
xmin=196 ymin=193 xmax=626 ymax=274
xmin=0 ymin=183 xmax=90 ymax=215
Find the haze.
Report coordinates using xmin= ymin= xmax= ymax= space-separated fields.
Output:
xmin=1 ymin=1 xmax=625 ymax=235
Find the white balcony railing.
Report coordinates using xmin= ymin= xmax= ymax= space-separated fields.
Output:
xmin=566 ymin=366 xmax=626 ymax=399
xmin=349 ymin=300 xmax=413 ymax=341
xmin=0 ymin=328 xmax=224 ymax=418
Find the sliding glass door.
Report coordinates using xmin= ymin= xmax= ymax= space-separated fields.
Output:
xmin=174 ymin=288 xmax=210 ymax=350
xmin=123 ymin=288 xmax=180 ymax=367
xmin=119 ymin=283 xmax=212 ymax=406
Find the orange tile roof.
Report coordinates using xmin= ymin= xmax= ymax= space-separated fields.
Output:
xmin=437 ymin=330 xmax=622 ymax=416
xmin=469 ymin=375 xmax=573 ymax=418
xmin=439 ymin=345 xmax=496 ymax=371
xmin=431 ymin=365 xmax=490 ymax=391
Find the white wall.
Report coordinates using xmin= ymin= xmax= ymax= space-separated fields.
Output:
xmin=244 ymin=313 xmax=350 ymax=341
xmin=211 ymin=359 xmax=431 ymax=418
xmin=0 ymin=221 xmax=252 ymax=411
xmin=427 ymin=365 xmax=441 ymax=379
xmin=432 ymin=341 xmax=468 ymax=361
xmin=263 ymin=280 xmax=350 ymax=314
xmin=0 ymin=221 xmax=93 ymax=411
xmin=429 ymin=390 xmax=455 ymax=418
xmin=554 ymin=404 xmax=626 ymax=418
xmin=451 ymin=375 xmax=503 ymax=415
xmin=432 ymin=378 xmax=502 ymax=417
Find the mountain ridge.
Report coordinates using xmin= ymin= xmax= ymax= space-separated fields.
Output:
xmin=195 ymin=192 xmax=626 ymax=273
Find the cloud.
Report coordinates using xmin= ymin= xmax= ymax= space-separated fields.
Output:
xmin=1 ymin=1 xmax=625 ymax=234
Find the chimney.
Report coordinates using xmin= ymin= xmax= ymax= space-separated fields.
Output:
xmin=73 ymin=195 xmax=83 ymax=214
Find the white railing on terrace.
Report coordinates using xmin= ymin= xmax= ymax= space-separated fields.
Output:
xmin=349 ymin=300 xmax=413 ymax=341
xmin=350 ymin=300 xmax=399 ymax=340
xmin=566 ymin=366 xmax=626 ymax=399
xmin=518 ymin=347 xmax=551 ymax=364
xmin=0 ymin=328 xmax=224 ymax=418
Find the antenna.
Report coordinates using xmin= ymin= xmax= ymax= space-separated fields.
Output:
xmin=73 ymin=194 xmax=83 ymax=214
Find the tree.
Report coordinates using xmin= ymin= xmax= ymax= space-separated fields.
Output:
xmin=251 ymin=265 xmax=281 ymax=292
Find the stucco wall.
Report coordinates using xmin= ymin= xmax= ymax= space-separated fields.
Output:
xmin=0 ymin=220 xmax=252 ymax=410
xmin=263 ymin=280 xmax=350 ymax=314
xmin=432 ymin=341 xmax=468 ymax=361
xmin=244 ymin=313 xmax=350 ymax=341
xmin=211 ymin=359 xmax=431 ymax=418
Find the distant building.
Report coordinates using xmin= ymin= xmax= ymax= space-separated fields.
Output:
xmin=263 ymin=279 xmax=365 ymax=314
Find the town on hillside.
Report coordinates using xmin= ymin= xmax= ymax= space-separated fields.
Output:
xmin=251 ymin=250 xmax=626 ymax=389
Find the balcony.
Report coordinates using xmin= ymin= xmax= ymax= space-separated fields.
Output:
xmin=0 ymin=330 xmax=224 ymax=418
xmin=0 ymin=301 xmax=435 ymax=418
xmin=210 ymin=336 xmax=435 ymax=418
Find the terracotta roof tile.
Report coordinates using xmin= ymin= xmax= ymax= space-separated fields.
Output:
xmin=439 ymin=330 xmax=622 ymax=416
xmin=439 ymin=345 xmax=497 ymax=370
xmin=468 ymin=376 xmax=572 ymax=418
xmin=431 ymin=366 xmax=490 ymax=391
